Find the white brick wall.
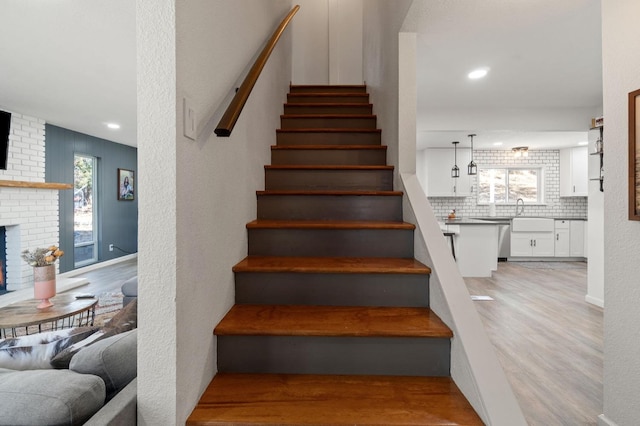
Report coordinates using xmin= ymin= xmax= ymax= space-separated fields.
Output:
xmin=0 ymin=112 xmax=59 ymax=290
xmin=424 ymin=149 xmax=588 ymax=219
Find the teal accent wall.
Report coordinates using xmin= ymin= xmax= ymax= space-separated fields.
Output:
xmin=45 ymin=125 xmax=138 ymax=273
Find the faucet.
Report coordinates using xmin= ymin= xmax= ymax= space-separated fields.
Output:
xmin=515 ymin=198 xmax=525 ymax=217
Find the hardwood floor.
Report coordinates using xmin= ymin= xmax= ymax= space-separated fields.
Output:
xmin=464 ymin=261 xmax=602 ymax=426
xmin=62 ymin=257 xmax=137 ymax=296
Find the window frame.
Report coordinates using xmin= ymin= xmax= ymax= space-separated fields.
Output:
xmin=476 ymin=164 xmax=546 ymax=205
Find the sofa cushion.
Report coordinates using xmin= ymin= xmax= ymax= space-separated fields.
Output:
xmin=50 ymin=299 xmax=137 ymax=369
xmin=0 ymin=367 xmax=105 ymax=426
xmin=70 ymin=328 xmax=137 ymax=401
xmin=120 ymin=276 xmax=138 ymax=297
xmin=0 ymin=327 xmax=99 ymax=370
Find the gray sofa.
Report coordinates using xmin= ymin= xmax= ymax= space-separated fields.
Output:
xmin=0 ymin=299 xmax=138 ymax=425
xmin=121 ymin=276 xmax=138 ymax=307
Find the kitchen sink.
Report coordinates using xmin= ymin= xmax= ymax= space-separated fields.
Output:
xmin=511 ymin=217 xmax=554 ymax=232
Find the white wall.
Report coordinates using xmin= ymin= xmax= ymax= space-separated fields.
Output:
xmin=292 ymin=0 xmax=363 ymax=85
xmin=136 ymin=1 xmax=292 ymax=423
xmin=362 ymin=0 xmax=413 ymax=185
xmin=600 ymin=1 xmax=640 ymax=425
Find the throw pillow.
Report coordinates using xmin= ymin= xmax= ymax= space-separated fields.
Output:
xmin=0 ymin=327 xmax=99 ymax=370
xmin=50 ymin=298 xmax=137 ymax=369
xmin=70 ymin=328 xmax=137 ymax=401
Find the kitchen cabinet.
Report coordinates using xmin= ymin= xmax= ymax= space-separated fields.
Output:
xmin=554 ymin=220 xmax=571 ymax=256
xmin=425 ymin=148 xmax=474 ymax=197
xmin=554 ymin=219 xmax=586 ymax=257
xmin=511 ymin=232 xmax=555 ymax=257
xmin=570 ymin=220 xmax=585 ymax=257
xmin=560 ymin=147 xmax=588 ymax=197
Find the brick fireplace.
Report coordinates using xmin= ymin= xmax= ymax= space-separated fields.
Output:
xmin=0 ymin=112 xmax=61 ymax=291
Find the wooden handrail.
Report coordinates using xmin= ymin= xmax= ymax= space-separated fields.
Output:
xmin=215 ymin=5 xmax=300 ymax=137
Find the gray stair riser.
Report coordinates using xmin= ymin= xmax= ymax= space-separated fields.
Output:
xmin=284 ymin=104 xmax=373 ymax=115
xmin=257 ymin=194 xmax=402 ymax=221
xmin=276 ymin=131 xmax=381 ymax=146
xmin=287 ymin=94 xmax=370 ymax=104
xmin=247 ymin=228 xmax=414 ymax=258
xmin=264 ymin=169 xmax=393 ymax=191
xmin=235 ymin=272 xmax=429 ymax=307
xmin=281 ymin=116 xmax=377 ymax=130
xmin=271 ymin=149 xmax=386 ymax=165
xmin=217 ymin=335 xmax=450 ymax=377
xmin=289 ymin=86 xmax=367 ymax=94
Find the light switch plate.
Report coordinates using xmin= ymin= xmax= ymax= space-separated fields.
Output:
xmin=183 ymin=97 xmax=196 ymax=140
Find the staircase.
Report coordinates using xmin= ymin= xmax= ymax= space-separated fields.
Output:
xmin=187 ymin=85 xmax=482 ymax=425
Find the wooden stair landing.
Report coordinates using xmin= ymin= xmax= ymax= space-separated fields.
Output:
xmin=187 ymin=373 xmax=483 ymax=425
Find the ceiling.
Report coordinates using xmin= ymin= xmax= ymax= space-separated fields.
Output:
xmin=0 ymin=1 xmax=136 ymax=147
xmin=0 ymin=1 xmax=602 ymax=151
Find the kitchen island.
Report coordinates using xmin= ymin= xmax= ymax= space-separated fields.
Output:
xmin=439 ymin=218 xmax=500 ymax=277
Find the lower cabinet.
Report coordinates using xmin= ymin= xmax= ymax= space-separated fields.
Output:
xmin=554 ymin=220 xmax=586 ymax=257
xmin=511 ymin=232 xmax=555 ymax=257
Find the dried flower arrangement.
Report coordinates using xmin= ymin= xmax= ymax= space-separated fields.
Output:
xmin=21 ymin=246 xmax=65 ymax=267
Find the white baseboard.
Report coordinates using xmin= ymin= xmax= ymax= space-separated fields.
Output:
xmin=598 ymin=414 xmax=619 ymax=426
xmin=585 ymin=294 xmax=604 ymax=308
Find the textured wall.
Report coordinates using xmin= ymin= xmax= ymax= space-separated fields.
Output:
xmin=137 ymin=1 xmax=293 ymax=424
xmin=601 ymin=1 xmax=640 ymax=425
xmin=0 ymin=112 xmax=59 ymax=290
xmin=420 ymin=149 xmax=588 ymax=219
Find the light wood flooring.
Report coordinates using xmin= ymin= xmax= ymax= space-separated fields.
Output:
xmin=464 ymin=261 xmax=602 ymax=426
xmin=62 ymin=257 xmax=137 ymax=296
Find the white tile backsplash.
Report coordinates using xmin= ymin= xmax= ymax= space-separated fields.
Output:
xmin=424 ymin=149 xmax=588 ymax=219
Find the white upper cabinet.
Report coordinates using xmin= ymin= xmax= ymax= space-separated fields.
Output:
xmin=560 ymin=147 xmax=588 ymax=197
xmin=424 ymin=148 xmax=474 ymax=197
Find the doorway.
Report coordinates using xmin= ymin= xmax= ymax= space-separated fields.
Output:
xmin=74 ymin=154 xmax=98 ymax=267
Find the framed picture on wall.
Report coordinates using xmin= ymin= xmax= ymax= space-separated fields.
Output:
xmin=118 ymin=168 xmax=135 ymax=201
xmin=629 ymin=89 xmax=640 ymax=220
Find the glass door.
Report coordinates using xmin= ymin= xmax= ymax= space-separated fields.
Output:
xmin=74 ymin=154 xmax=98 ymax=267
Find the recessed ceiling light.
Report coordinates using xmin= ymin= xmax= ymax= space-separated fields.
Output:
xmin=493 ymin=142 xmax=503 ymax=146
xmin=578 ymin=141 xmax=588 ymax=146
xmin=106 ymin=123 xmax=120 ymax=130
xmin=468 ymin=68 xmax=489 ymax=80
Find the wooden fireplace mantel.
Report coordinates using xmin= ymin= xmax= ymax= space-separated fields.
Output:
xmin=0 ymin=180 xmax=72 ymax=190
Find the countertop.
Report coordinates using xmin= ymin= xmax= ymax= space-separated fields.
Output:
xmin=440 ymin=216 xmax=587 ymax=225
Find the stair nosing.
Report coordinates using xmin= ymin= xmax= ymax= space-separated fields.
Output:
xmin=215 ymin=305 xmax=452 ymax=338
xmin=246 ymin=220 xmax=414 ymax=230
xmin=281 ymin=114 xmax=377 ymax=119
xmin=276 ymin=128 xmax=381 ymax=133
xmin=284 ymin=102 xmax=373 ymax=107
xmin=271 ymin=145 xmax=386 ymax=150
xmin=256 ymin=190 xmax=402 ymax=196
xmin=264 ymin=165 xmax=393 ymax=170
xmin=232 ymin=256 xmax=431 ymax=275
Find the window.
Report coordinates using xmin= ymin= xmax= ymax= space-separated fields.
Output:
xmin=478 ymin=167 xmax=544 ymax=204
xmin=74 ymin=154 xmax=98 ymax=267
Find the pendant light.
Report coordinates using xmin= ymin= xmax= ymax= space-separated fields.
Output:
xmin=467 ymin=133 xmax=477 ymax=175
xmin=451 ymin=141 xmax=460 ymax=178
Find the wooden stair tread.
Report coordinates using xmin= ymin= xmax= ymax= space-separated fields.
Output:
xmin=187 ymin=373 xmax=482 ymax=425
xmin=264 ymin=164 xmax=393 ymax=170
xmin=215 ymin=305 xmax=452 ymax=338
xmin=285 ymin=102 xmax=373 ymax=107
xmin=246 ymin=219 xmax=414 ymax=230
xmin=271 ymin=144 xmax=386 ymax=150
xmin=276 ymin=128 xmax=381 ymax=133
xmin=256 ymin=190 xmax=402 ymax=196
xmin=291 ymin=84 xmax=367 ymax=89
xmin=233 ymin=256 xmax=431 ymax=274
xmin=281 ymin=113 xmax=376 ymax=119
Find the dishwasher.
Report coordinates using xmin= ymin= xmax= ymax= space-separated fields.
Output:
xmin=497 ymin=223 xmax=511 ymax=260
